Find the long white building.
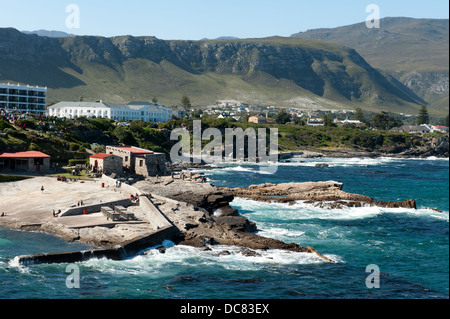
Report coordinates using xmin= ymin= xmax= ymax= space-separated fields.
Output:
xmin=0 ymin=83 xmax=47 ymax=115
xmin=48 ymin=100 xmax=172 ymax=123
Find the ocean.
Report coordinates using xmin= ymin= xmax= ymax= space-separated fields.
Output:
xmin=0 ymin=157 xmax=448 ymax=299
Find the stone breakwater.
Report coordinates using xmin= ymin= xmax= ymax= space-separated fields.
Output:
xmin=219 ymin=181 xmax=417 ymax=209
xmin=1 ymin=175 xmax=419 ymax=264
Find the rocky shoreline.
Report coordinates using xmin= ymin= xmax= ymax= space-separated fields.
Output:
xmin=0 ymin=155 xmax=433 ymax=264
xmin=220 ymin=181 xmax=417 ymax=209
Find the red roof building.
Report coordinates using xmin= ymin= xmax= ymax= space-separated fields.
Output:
xmin=89 ymin=153 xmax=123 ymax=175
xmin=89 ymin=153 xmax=113 ymax=160
xmin=0 ymin=151 xmax=51 ymax=172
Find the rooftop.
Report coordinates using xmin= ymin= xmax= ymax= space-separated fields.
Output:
xmin=49 ymin=101 xmax=171 ymax=111
xmin=113 ymin=146 xmax=154 ymax=155
xmin=0 ymin=151 xmax=51 ymax=158
xmin=90 ymin=153 xmax=113 ymax=160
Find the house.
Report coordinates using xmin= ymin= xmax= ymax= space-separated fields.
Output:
xmin=0 ymin=151 xmax=51 ymax=173
xmin=391 ymin=125 xmax=431 ymax=134
xmin=334 ymin=118 xmax=365 ymax=127
xmin=48 ymin=100 xmax=172 ymax=123
xmin=306 ymin=118 xmax=325 ymax=127
xmin=171 ymin=106 xmax=187 ymax=118
xmin=0 ymin=83 xmax=47 ymax=116
xmin=432 ymin=125 xmax=449 ymax=133
xmin=248 ymin=116 xmax=267 ymax=124
xmin=105 ymin=146 xmax=167 ymax=177
xmin=89 ymin=153 xmax=123 ymax=175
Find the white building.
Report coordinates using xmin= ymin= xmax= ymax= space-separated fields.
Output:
xmin=306 ymin=118 xmax=325 ymax=126
xmin=48 ymin=100 xmax=172 ymax=123
xmin=0 ymin=83 xmax=47 ymax=115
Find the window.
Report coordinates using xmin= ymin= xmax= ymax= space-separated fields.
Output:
xmin=140 ymin=160 xmax=143 ymax=167
xmin=125 ymin=156 xmax=128 ymax=162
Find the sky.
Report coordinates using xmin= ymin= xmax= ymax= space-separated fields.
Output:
xmin=1 ymin=0 xmax=449 ymax=40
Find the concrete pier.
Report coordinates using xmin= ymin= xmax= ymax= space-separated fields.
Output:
xmin=17 ymin=225 xmax=178 ymax=266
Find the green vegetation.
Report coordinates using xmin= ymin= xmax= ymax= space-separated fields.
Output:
xmin=0 ymin=175 xmax=31 ymax=183
xmin=417 ymin=105 xmax=430 ymax=125
xmin=1 ymin=111 xmax=447 ymax=167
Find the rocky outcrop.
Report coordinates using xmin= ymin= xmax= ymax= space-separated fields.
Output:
xmin=220 ymin=181 xmax=417 ymax=209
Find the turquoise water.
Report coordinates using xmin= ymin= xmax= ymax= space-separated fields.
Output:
xmin=0 ymin=157 xmax=448 ymax=299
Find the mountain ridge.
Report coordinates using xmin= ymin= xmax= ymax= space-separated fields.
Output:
xmin=0 ymin=26 xmax=433 ymax=114
xmin=291 ymin=17 xmax=449 ymax=112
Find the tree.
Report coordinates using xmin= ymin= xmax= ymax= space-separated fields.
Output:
xmin=323 ymin=113 xmax=336 ymax=127
xmin=181 ymin=95 xmax=192 ymax=108
xmin=371 ymin=112 xmax=402 ymax=130
xmin=417 ymin=105 xmax=429 ymax=125
xmin=152 ymin=97 xmax=158 ymax=103
xmin=275 ymin=110 xmax=292 ymax=124
xmin=354 ymin=107 xmax=366 ymax=124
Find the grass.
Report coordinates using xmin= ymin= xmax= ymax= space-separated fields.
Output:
xmin=0 ymin=174 xmax=31 ymax=183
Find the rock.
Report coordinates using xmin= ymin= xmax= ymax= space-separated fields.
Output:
xmin=184 ymin=223 xmax=199 ymax=230
xmin=315 ymin=163 xmax=329 ymax=167
xmin=220 ymin=181 xmax=418 ymax=210
xmin=157 ymin=246 xmax=166 ymax=254
xmin=240 ymin=248 xmax=261 ymax=257
xmin=201 ymin=237 xmax=216 ymax=246
xmin=217 ymin=250 xmax=231 ymax=256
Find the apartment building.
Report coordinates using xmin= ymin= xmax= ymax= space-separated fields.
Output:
xmin=0 ymin=83 xmax=47 ymax=115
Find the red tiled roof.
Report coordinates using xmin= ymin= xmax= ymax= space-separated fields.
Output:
xmin=0 ymin=151 xmax=51 ymax=158
xmin=114 ymin=146 xmax=153 ymax=154
xmin=90 ymin=153 xmax=112 ymax=159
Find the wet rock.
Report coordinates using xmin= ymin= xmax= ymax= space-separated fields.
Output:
xmin=217 ymin=250 xmax=231 ymax=256
xmin=201 ymin=237 xmax=217 ymax=246
xmin=240 ymin=248 xmax=261 ymax=257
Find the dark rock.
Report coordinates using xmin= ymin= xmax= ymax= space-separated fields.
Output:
xmin=184 ymin=223 xmax=199 ymax=230
xmin=201 ymin=237 xmax=216 ymax=246
xmin=240 ymin=248 xmax=261 ymax=257
xmin=218 ymin=250 xmax=231 ymax=256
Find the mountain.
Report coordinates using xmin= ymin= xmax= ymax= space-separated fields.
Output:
xmin=22 ymin=30 xmax=74 ymax=38
xmin=0 ymin=27 xmax=426 ymax=114
xmin=200 ymin=36 xmax=240 ymax=40
xmin=291 ymin=17 xmax=449 ymax=114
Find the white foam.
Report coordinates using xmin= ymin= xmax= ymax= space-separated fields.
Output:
xmin=7 ymin=256 xmax=30 ymax=273
xmin=231 ymin=197 xmax=449 ymax=222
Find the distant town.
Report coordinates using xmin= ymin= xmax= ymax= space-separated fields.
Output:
xmin=1 ymin=82 xmax=449 ymax=135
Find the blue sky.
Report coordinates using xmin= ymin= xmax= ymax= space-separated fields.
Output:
xmin=1 ymin=0 xmax=448 ymax=39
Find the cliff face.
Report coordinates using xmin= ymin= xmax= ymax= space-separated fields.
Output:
xmin=0 ymin=28 xmax=423 ymax=110
xmin=291 ymin=17 xmax=449 ymax=113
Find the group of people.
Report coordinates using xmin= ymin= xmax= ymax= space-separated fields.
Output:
xmin=52 ymin=209 xmax=61 ymax=217
xmin=178 ymin=172 xmax=207 ymax=183
xmin=0 ymin=212 xmax=7 ymax=217
xmin=130 ymin=193 xmax=139 ymax=202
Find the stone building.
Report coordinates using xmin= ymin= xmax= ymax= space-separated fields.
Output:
xmin=0 ymin=151 xmax=51 ymax=173
xmin=89 ymin=153 xmax=123 ymax=175
xmin=105 ymin=146 xmax=167 ymax=177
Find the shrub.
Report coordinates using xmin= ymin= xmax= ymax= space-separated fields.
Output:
xmin=68 ymin=158 xmax=89 ymax=166
xmin=69 ymin=142 xmax=81 ymax=151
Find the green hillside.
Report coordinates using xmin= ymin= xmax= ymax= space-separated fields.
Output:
xmin=0 ymin=27 xmax=426 ymax=114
